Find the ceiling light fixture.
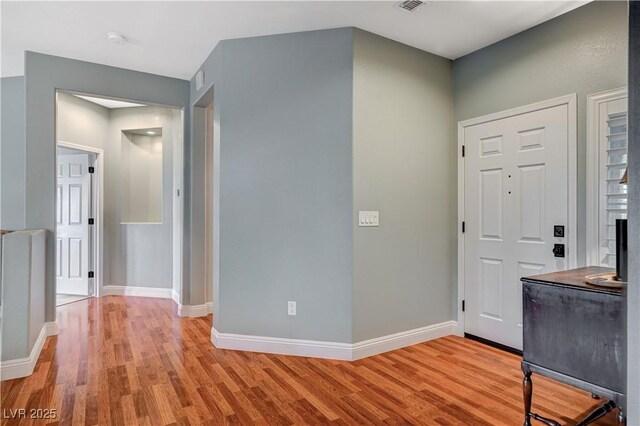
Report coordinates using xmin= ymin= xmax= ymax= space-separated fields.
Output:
xmin=146 ymin=131 xmax=156 ymax=135
xmin=107 ymin=32 xmax=126 ymax=44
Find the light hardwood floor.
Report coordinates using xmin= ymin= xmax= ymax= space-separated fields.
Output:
xmin=1 ymin=296 xmax=619 ymax=425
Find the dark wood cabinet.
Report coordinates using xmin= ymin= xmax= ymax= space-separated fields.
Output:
xmin=521 ymin=267 xmax=625 ymax=426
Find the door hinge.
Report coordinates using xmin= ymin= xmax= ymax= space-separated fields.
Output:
xmin=462 ymin=145 xmax=465 ymax=157
xmin=88 ymin=218 xmax=95 ymax=225
xmin=88 ymin=271 xmax=95 ymax=278
xmin=462 ymin=221 xmax=465 ymax=233
xmin=88 ymin=166 xmax=95 ymax=174
xmin=462 ymin=300 xmax=466 ymax=312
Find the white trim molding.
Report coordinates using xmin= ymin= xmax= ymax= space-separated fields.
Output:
xmin=211 ymin=320 xmax=458 ymax=361
xmin=1 ymin=322 xmax=58 ymax=381
xmin=457 ymin=94 xmax=578 ymax=338
xmin=102 ymin=285 xmax=173 ymax=298
xmin=176 ymin=302 xmax=212 ymax=318
xmin=172 ymin=289 xmax=181 ymax=305
xmin=45 ymin=321 xmax=60 ymax=336
xmin=177 ymin=303 xmax=189 ymax=317
xmin=212 ymin=329 xmax=353 ymax=360
xmin=586 ymin=87 xmax=628 ymax=266
xmin=352 ymin=321 xmax=457 ymax=360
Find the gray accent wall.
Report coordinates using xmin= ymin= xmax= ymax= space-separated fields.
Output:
xmin=627 ymin=1 xmax=639 ymax=422
xmin=1 ymin=77 xmax=26 ymax=230
xmin=352 ymin=30 xmax=453 ymax=341
xmin=453 ymin=0 xmax=628 ymax=314
xmin=192 ymin=28 xmax=354 ymax=342
xmin=24 ymin=52 xmax=190 ymax=322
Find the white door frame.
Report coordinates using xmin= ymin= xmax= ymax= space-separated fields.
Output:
xmin=56 ymin=140 xmax=104 ymax=296
xmin=586 ymin=87 xmax=628 ymax=267
xmin=172 ymin=109 xmax=185 ymax=305
xmin=456 ymin=94 xmax=578 ymax=336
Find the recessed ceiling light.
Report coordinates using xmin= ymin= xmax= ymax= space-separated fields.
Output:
xmin=107 ymin=32 xmax=126 ymax=44
xmin=146 ymin=131 xmax=156 ymax=135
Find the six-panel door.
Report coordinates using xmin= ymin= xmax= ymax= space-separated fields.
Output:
xmin=56 ymin=154 xmax=90 ymax=296
xmin=464 ymin=104 xmax=569 ymax=350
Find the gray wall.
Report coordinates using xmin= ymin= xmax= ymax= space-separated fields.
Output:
xmin=352 ymin=30 xmax=453 ymax=341
xmin=192 ymin=28 xmax=354 ymax=342
xmin=24 ymin=52 xmax=190 ymax=321
xmin=56 ymin=93 xmax=177 ymax=289
xmin=1 ymin=230 xmax=45 ymax=362
xmin=56 ymin=92 xmax=110 ymax=151
xmin=453 ymin=0 xmax=628 ymax=314
xmin=1 ymin=77 xmax=26 ymax=230
xmin=627 ymin=1 xmax=639 ymax=422
xmin=189 ymin=106 xmax=207 ymax=306
xmin=107 ymin=107 xmax=176 ymax=289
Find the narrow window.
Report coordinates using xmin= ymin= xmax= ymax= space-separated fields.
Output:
xmin=587 ymin=88 xmax=628 ymax=267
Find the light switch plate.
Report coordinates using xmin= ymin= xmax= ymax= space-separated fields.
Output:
xmin=358 ymin=211 xmax=379 ymax=227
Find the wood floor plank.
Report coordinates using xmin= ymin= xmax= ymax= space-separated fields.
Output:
xmin=1 ymin=296 xmax=620 ymax=425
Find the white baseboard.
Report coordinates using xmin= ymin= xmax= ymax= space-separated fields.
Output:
xmin=102 ymin=285 xmax=173 ymax=299
xmin=1 ymin=321 xmax=57 ymax=381
xmin=172 ymin=289 xmax=180 ymax=305
xmin=177 ymin=302 xmax=212 ymax=318
xmin=352 ymin=320 xmax=458 ymax=360
xmin=44 ymin=321 xmax=59 ymax=336
xmin=211 ymin=328 xmax=353 ymax=360
xmin=211 ymin=320 xmax=458 ymax=361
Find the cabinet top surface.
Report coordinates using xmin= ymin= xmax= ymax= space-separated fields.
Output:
xmin=521 ymin=266 xmax=623 ymax=294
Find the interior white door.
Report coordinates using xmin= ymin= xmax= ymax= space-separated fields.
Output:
xmin=464 ymin=104 xmax=570 ymax=350
xmin=57 ymin=154 xmax=90 ymax=296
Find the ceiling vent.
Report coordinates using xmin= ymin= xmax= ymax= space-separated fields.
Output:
xmin=398 ymin=0 xmax=425 ymax=12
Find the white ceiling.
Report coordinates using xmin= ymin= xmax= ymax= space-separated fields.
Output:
xmin=74 ymin=95 xmax=146 ymax=109
xmin=1 ymin=1 xmax=589 ymax=80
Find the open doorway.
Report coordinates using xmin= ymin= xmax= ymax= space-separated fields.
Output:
xmin=55 ymin=142 xmax=101 ymax=306
xmin=191 ymin=86 xmax=217 ymax=319
xmin=55 ymin=91 xmax=184 ymax=308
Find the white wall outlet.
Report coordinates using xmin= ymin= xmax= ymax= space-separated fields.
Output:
xmin=358 ymin=211 xmax=379 ymax=227
xmin=288 ymin=301 xmax=296 ymax=316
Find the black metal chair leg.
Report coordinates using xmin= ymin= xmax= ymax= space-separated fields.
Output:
xmin=575 ymin=400 xmax=617 ymax=426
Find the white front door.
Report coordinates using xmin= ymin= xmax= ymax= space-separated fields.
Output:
xmin=463 ymin=101 xmax=573 ymax=350
xmin=56 ymin=154 xmax=91 ymax=296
